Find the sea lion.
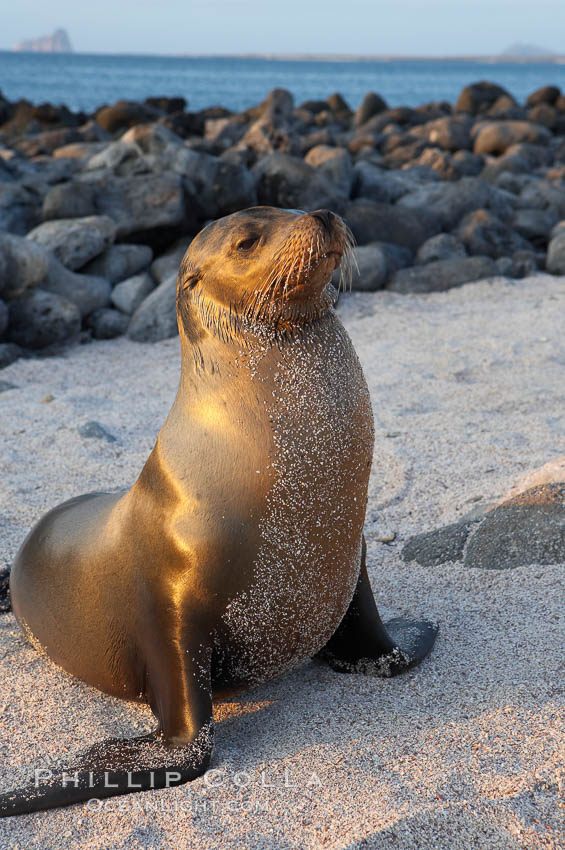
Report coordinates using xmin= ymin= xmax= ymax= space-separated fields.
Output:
xmin=0 ymin=206 xmax=437 ymax=817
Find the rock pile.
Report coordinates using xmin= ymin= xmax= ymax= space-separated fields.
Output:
xmin=1 ymin=81 xmax=565 ymax=364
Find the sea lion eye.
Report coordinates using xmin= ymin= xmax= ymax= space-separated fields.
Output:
xmin=236 ymin=236 xmax=259 ymax=251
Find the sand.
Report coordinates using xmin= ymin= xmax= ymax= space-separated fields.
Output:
xmin=0 ymin=273 xmax=563 ymax=849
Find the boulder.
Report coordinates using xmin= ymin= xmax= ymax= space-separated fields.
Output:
xmin=42 ymin=181 xmax=97 ymax=220
xmin=53 ymin=141 xmax=108 ymax=159
xmin=127 ymin=274 xmax=178 ymax=342
xmin=546 ymin=232 xmax=565 ymax=274
xmin=464 ymin=484 xmax=565 ymax=570
xmin=0 ymin=343 xmax=23 ymax=369
xmin=455 ymin=209 xmax=531 ymax=259
xmin=173 ymin=148 xmax=257 ymax=218
xmin=473 ymin=121 xmax=552 ymax=155
xmin=7 ymin=289 xmax=81 ymax=349
xmin=81 ymin=244 xmax=153 ymax=284
xmin=343 ymin=199 xmax=439 ymax=250
xmin=416 ymin=233 xmax=467 ymax=264
xmin=455 ymin=81 xmax=514 ymax=114
xmin=41 ymin=255 xmax=111 ymax=317
xmin=253 ymin=153 xmax=344 ymax=211
xmin=416 ymin=115 xmax=473 ymax=151
xmin=388 ymin=255 xmax=498 ymax=293
xmin=111 ymin=272 xmax=155 ymax=315
xmin=150 ymin=238 xmax=191 ymax=284
xmin=121 ymin=123 xmax=185 ymax=154
xmin=0 ymin=233 xmax=49 ymax=299
xmin=304 ymin=145 xmax=354 ymax=197
xmin=0 ymin=299 xmax=7 ymax=337
xmin=354 ymin=92 xmax=388 ymax=127
xmin=402 ymin=520 xmax=477 ymax=566
xmin=397 ymin=177 xmax=514 ymax=229
xmin=85 ymin=140 xmax=146 ymax=174
xmin=26 ymin=215 xmax=117 ymax=271
xmin=527 ymin=103 xmax=558 ymax=129
xmin=0 ymin=183 xmax=41 ymax=234
xmin=351 ymin=161 xmax=412 ymax=203
xmin=332 ymin=242 xmax=388 ymax=291
xmin=86 ymin=307 xmax=129 ymax=339
xmin=94 ymin=172 xmax=186 ymax=238
xmin=512 ymin=208 xmax=559 ymax=242
xmin=96 ymin=100 xmax=159 ymax=133
xmin=526 ymin=85 xmax=561 ymax=107
xmin=520 ymin=180 xmax=565 ymax=218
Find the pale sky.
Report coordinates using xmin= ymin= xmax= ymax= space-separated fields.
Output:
xmin=3 ymin=0 xmax=564 ymax=57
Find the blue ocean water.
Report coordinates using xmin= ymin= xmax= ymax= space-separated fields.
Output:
xmin=1 ymin=52 xmax=565 ymax=113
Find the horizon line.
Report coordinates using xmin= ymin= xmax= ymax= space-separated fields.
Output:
xmin=3 ymin=49 xmax=565 ymax=63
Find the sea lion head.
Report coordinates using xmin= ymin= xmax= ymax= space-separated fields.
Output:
xmin=177 ymin=206 xmax=355 ymax=339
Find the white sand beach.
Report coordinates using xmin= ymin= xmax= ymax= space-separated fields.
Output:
xmin=0 ymin=273 xmax=563 ymax=849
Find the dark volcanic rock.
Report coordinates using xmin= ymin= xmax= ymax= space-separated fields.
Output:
xmin=332 ymin=243 xmax=388 ymax=291
xmin=0 ymin=299 xmax=8 ymax=337
xmin=388 ymin=255 xmax=498 ymax=293
xmin=464 ymin=484 xmax=565 ymax=570
xmin=456 ymin=209 xmax=531 ymax=259
xmin=174 ymin=148 xmax=257 ymax=218
xmin=343 ymin=199 xmax=439 ymax=250
xmin=7 ymin=289 xmax=81 ymax=349
xmin=95 ymin=172 xmax=186 ymax=238
xmin=397 ymin=177 xmax=514 ymax=230
xmin=354 ymin=92 xmax=388 ymax=126
xmin=0 ymin=343 xmax=23 ymax=369
xmin=417 ymin=115 xmax=473 ymax=151
xmin=526 ymin=85 xmax=561 ymax=107
xmin=455 ymin=81 xmax=514 ymax=114
xmin=253 ymin=153 xmax=343 ymax=211
xmin=26 ymin=215 xmax=117 ymax=270
xmin=416 ymin=233 xmax=467 ymax=264
xmin=512 ymin=208 xmax=559 ymax=242
xmin=352 ymin=161 xmax=412 ymax=203
xmin=304 ymin=145 xmax=354 ymax=197
xmin=0 ymin=183 xmax=41 ymax=234
xmin=0 ymin=233 xmax=49 ymax=299
xmin=42 ymin=180 xmax=97 ymax=220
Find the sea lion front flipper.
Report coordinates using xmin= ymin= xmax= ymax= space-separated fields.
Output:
xmin=0 ymin=634 xmax=215 ymax=817
xmin=316 ymin=538 xmax=438 ymax=677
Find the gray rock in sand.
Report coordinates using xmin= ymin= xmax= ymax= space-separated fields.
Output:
xmin=388 ymin=255 xmax=498 ymax=294
xmin=546 ymin=232 xmax=565 ymax=275
xmin=86 ymin=308 xmax=130 ymax=339
xmin=402 ymin=520 xmax=478 ymax=567
xmin=78 ymin=421 xmax=117 ymax=442
xmin=7 ymin=289 xmax=81 ymax=349
xmin=464 ymin=484 xmax=565 ymax=570
xmin=26 ymin=215 xmax=117 ymax=271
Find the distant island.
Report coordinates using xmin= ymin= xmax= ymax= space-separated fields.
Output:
xmin=500 ymin=43 xmax=558 ymax=58
xmin=13 ymin=28 xmax=72 ymax=53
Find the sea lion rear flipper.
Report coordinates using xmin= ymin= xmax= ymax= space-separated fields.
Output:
xmin=316 ymin=537 xmax=438 ymax=676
